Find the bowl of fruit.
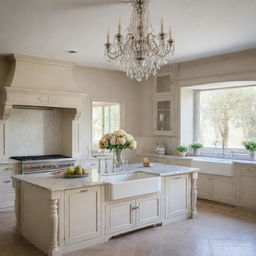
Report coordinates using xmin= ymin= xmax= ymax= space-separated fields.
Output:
xmin=64 ymin=166 xmax=89 ymax=178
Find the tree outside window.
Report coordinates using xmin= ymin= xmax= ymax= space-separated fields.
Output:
xmin=199 ymin=86 xmax=256 ymax=149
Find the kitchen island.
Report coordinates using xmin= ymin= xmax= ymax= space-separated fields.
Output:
xmin=12 ymin=163 xmax=198 ymax=256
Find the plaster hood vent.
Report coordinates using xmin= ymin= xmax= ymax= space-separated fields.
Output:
xmin=0 ymin=54 xmax=86 ymax=120
xmin=0 ymin=87 xmax=86 ymax=120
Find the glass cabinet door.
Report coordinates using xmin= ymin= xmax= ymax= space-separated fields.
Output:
xmin=156 ymin=75 xmax=171 ymax=94
xmin=156 ymin=100 xmax=171 ymax=132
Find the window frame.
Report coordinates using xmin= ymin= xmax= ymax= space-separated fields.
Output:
xmin=194 ymin=85 xmax=256 ymax=156
xmin=91 ymin=98 xmax=125 ymax=150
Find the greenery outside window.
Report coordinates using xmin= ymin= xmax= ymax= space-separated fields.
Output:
xmin=195 ymin=85 xmax=256 ymax=156
xmin=92 ymin=101 xmax=121 ymax=150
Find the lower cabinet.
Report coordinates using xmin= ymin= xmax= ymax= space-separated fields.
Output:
xmin=64 ymin=186 xmax=101 ymax=245
xmin=0 ymin=163 xmax=19 ymax=211
xmin=197 ymin=174 xmax=212 ymax=199
xmin=165 ymin=175 xmax=190 ymax=218
xmin=197 ymin=174 xmax=236 ymax=205
xmin=106 ymin=200 xmax=136 ymax=234
xmin=136 ymin=196 xmax=161 ymax=226
xmin=106 ymin=194 xmax=161 ymax=235
xmin=239 ymin=167 xmax=256 ymax=209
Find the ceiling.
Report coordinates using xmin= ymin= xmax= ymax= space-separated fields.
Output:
xmin=0 ymin=0 xmax=256 ymax=70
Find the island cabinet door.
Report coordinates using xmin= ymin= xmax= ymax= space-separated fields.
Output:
xmin=106 ymin=200 xmax=136 ymax=234
xmin=64 ymin=186 xmax=101 ymax=245
xmin=136 ymin=195 xmax=161 ymax=227
xmin=165 ymin=175 xmax=190 ymax=218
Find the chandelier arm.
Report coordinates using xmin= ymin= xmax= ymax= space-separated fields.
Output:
xmin=147 ymin=33 xmax=173 ymax=58
xmin=105 ymin=47 xmax=123 ymax=60
xmin=122 ymin=34 xmax=135 ymax=52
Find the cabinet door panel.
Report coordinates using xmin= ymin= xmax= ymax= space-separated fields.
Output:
xmin=212 ymin=177 xmax=235 ymax=204
xmin=240 ymin=175 xmax=256 ymax=207
xmin=165 ymin=175 xmax=189 ymax=218
xmin=197 ymin=175 xmax=211 ymax=199
xmin=136 ymin=196 xmax=161 ymax=226
xmin=106 ymin=200 xmax=135 ymax=234
xmin=64 ymin=186 xmax=101 ymax=245
xmin=156 ymin=75 xmax=171 ymax=94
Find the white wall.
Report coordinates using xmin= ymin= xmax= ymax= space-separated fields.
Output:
xmin=180 ymin=87 xmax=194 ymax=145
xmin=8 ymin=108 xmax=63 ymax=156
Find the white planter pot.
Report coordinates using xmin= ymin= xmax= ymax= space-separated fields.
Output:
xmin=249 ymin=151 xmax=256 ymax=161
xmin=193 ymin=148 xmax=200 ymax=156
xmin=177 ymin=151 xmax=186 ymax=157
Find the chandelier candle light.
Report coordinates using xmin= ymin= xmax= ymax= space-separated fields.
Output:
xmin=104 ymin=0 xmax=174 ymax=82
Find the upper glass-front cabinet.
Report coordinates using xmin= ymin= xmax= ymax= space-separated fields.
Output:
xmin=156 ymin=100 xmax=171 ymax=132
xmin=153 ymin=73 xmax=175 ymax=136
xmin=154 ymin=74 xmax=172 ymax=95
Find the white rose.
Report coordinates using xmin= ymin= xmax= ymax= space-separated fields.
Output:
xmin=125 ymin=133 xmax=134 ymax=143
xmin=99 ymin=141 xmax=105 ymax=149
xmin=116 ymin=137 xmax=126 ymax=145
xmin=113 ymin=130 xmax=126 ymax=137
xmin=103 ymin=140 xmax=109 ymax=147
xmin=129 ymin=140 xmax=137 ymax=149
xmin=110 ymin=136 xmax=117 ymax=145
xmin=104 ymin=133 xmax=112 ymax=140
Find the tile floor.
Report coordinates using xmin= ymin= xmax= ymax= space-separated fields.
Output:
xmin=0 ymin=200 xmax=255 ymax=256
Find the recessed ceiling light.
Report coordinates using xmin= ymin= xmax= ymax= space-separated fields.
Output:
xmin=67 ymin=50 xmax=78 ymax=54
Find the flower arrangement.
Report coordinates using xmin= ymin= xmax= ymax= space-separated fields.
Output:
xmin=99 ymin=130 xmax=137 ymax=165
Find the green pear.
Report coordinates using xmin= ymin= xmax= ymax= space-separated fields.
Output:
xmin=66 ymin=167 xmax=74 ymax=175
xmin=74 ymin=166 xmax=83 ymax=175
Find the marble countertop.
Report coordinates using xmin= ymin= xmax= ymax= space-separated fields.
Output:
xmin=0 ymin=159 xmax=20 ymax=164
xmin=12 ymin=163 xmax=198 ymax=191
xmin=126 ymin=163 xmax=198 ymax=176
xmin=141 ymin=153 xmax=256 ymax=165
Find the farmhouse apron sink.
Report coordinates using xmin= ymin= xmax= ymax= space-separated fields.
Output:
xmin=103 ymin=172 xmax=161 ymax=201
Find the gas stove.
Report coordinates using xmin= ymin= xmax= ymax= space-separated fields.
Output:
xmin=11 ymin=155 xmax=75 ymax=174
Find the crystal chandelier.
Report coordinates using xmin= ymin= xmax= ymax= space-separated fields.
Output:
xmin=104 ymin=0 xmax=174 ymax=82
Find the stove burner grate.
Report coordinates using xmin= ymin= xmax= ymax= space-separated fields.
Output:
xmin=11 ymin=154 xmax=71 ymax=161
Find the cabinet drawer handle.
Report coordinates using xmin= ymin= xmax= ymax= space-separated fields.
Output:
xmin=80 ymin=189 xmax=88 ymax=193
xmin=4 ymin=180 xmax=11 ymax=183
xmin=132 ymin=206 xmax=139 ymax=210
xmin=174 ymin=176 xmax=182 ymax=179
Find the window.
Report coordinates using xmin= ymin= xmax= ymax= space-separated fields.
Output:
xmin=196 ymin=86 xmax=256 ymax=149
xmin=92 ymin=101 xmax=121 ymax=150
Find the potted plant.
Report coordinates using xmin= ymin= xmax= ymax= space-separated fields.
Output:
xmin=190 ymin=143 xmax=203 ymax=156
xmin=176 ymin=145 xmax=188 ymax=157
xmin=99 ymin=130 xmax=137 ymax=168
xmin=243 ymin=140 xmax=256 ymax=161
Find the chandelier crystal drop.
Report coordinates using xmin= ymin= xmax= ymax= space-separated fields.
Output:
xmin=104 ymin=0 xmax=174 ymax=82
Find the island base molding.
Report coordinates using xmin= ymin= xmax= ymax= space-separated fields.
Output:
xmin=12 ymin=168 xmax=198 ymax=256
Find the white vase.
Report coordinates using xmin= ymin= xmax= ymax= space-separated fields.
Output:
xmin=249 ymin=151 xmax=256 ymax=161
xmin=193 ymin=148 xmax=200 ymax=156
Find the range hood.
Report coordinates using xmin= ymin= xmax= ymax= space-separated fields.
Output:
xmin=0 ymin=54 xmax=87 ymax=120
xmin=0 ymin=87 xmax=86 ymax=120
